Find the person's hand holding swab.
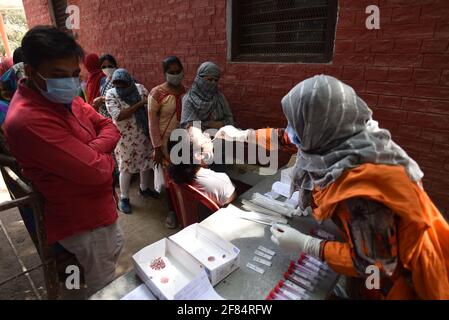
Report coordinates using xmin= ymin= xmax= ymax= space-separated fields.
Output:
xmin=215 ymin=125 xmax=253 ymax=142
xmin=270 ymin=223 xmax=323 ymax=258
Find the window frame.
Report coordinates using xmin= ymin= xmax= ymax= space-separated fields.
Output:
xmin=229 ymin=0 xmax=339 ymax=63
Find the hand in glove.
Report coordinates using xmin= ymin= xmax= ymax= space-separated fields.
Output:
xmin=215 ymin=125 xmax=252 ymax=142
xmin=270 ymin=223 xmax=323 ymax=258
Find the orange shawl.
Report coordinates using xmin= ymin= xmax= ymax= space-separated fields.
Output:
xmin=313 ymin=163 xmax=449 ymax=300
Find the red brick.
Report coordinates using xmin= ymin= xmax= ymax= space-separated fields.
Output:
xmin=378 ymin=95 xmax=402 ymax=109
xmin=367 ymin=81 xmax=414 ymax=96
xmin=365 ymin=67 xmax=389 ymax=81
xmin=422 ymin=55 xmax=449 ymax=68
xmin=421 ymin=2 xmax=449 ymax=19
xmin=380 ymin=24 xmax=435 ymax=39
xmin=412 ymin=69 xmax=442 ymax=85
xmin=191 ymin=0 xmax=209 ymax=9
xmin=407 ymin=112 xmax=449 ymax=130
xmin=421 ymin=128 xmax=449 ymax=143
xmin=431 ymin=143 xmax=449 ymax=158
xmin=372 ymin=108 xmax=407 ymax=123
xmin=427 ymin=100 xmax=449 ymax=115
xmin=435 ymin=23 xmax=449 ymax=39
xmin=391 ymin=6 xmax=421 ymax=24
xmin=420 ymin=154 xmax=447 ymax=170
xmin=370 ymin=40 xmax=394 ymax=53
xmin=393 ymin=39 xmax=422 ymax=54
xmin=342 ymin=66 xmax=365 ymax=80
xmin=441 ymin=70 xmax=449 ymax=86
xmin=402 ymin=97 xmax=429 ymax=111
xmin=339 ymin=0 xmax=377 ymax=10
xmin=325 ymin=66 xmax=343 ymax=79
xmin=379 ymin=0 xmax=434 ymax=7
xmin=354 ymin=41 xmax=371 ymax=53
xmin=397 ymin=124 xmax=422 ymax=139
xmin=337 ymin=9 xmax=357 ymax=28
xmin=421 ymin=40 xmax=449 ymax=53
xmin=336 ymin=28 xmax=377 ymax=41
xmin=333 ymin=54 xmax=374 ymax=66
xmin=334 ymin=40 xmax=355 ymax=53
xmin=414 ymin=85 xmax=449 ymax=99
xmin=388 ymin=68 xmax=412 ymax=81
xmin=374 ymin=54 xmax=422 ymax=67
xmin=394 ymin=136 xmax=433 ymax=153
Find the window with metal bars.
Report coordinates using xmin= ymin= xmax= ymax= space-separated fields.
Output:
xmin=230 ymin=0 xmax=338 ymax=63
xmin=49 ymin=0 xmax=71 ymax=33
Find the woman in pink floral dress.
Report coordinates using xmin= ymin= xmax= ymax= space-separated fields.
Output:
xmin=106 ymin=69 xmax=159 ymax=214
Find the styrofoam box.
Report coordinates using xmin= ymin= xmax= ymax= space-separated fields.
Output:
xmin=169 ymin=223 xmax=240 ymax=286
xmin=132 ymin=238 xmax=205 ymax=300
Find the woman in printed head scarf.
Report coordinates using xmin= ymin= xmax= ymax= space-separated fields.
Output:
xmin=181 ymin=61 xmax=234 ymax=130
xmin=216 ymin=74 xmax=449 ymax=300
xmin=105 ymin=68 xmax=159 ymax=214
xmin=83 ymin=53 xmax=105 ymax=106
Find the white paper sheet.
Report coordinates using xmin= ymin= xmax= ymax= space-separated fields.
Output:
xmin=174 ymin=270 xmax=224 ymax=300
xmin=121 ymin=284 xmax=157 ymax=300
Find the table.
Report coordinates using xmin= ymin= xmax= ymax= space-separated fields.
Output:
xmin=90 ymin=171 xmax=341 ymax=300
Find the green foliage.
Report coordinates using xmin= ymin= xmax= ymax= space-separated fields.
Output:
xmin=0 ymin=9 xmax=28 ymax=56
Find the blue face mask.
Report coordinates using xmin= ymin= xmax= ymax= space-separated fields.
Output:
xmin=36 ymin=72 xmax=80 ymax=104
xmin=286 ymin=123 xmax=301 ymax=147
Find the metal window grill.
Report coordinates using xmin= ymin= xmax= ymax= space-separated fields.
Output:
xmin=231 ymin=0 xmax=338 ymax=63
xmin=50 ymin=0 xmax=70 ymax=33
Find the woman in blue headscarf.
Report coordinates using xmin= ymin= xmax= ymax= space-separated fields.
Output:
xmin=105 ymin=68 xmax=159 ymax=214
xmin=181 ymin=62 xmax=234 ymax=130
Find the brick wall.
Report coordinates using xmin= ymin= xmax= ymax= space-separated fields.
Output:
xmin=22 ymin=0 xmax=53 ymax=26
xmin=22 ymin=0 xmax=449 ymax=214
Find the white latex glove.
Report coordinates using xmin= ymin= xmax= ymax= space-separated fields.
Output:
xmin=189 ymin=126 xmax=214 ymax=162
xmin=215 ymin=125 xmax=252 ymax=142
xmin=270 ymin=223 xmax=323 ymax=258
xmin=189 ymin=126 xmax=209 ymax=146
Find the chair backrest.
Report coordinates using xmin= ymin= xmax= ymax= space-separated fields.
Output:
xmin=165 ymin=173 xmax=220 ymax=228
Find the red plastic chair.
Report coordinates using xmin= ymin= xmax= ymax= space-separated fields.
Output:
xmin=165 ymin=172 xmax=220 ymax=228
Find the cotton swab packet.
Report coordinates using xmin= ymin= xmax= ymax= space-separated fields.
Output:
xmin=250 ymin=193 xmax=294 ymax=218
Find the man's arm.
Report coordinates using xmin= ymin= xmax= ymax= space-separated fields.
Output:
xmin=83 ymin=101 xmax=121 ymax=154
xmin=15 ymin=119 xmax=116 ymax=186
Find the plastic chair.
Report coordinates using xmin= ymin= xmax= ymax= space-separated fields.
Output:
xmin=165 ymin=173 xmax=220 ymax=228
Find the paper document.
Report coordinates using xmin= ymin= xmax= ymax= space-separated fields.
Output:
xmin=121 ymin=284 xmax=157 ymax=300
xmin=174 ymin=270 xmax=224 ymax=300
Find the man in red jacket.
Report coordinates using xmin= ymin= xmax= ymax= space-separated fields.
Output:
xmin=3 ymin=26 xmax=122 ymax=296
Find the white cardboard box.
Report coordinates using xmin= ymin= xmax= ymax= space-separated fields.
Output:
xmin=169 ymin=223 xmax=240 ymax=286
xmin=132 ymin=238 xmax=207 ymax=300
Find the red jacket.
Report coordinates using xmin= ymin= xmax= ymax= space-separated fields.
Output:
xmin=3 ymin=80 xmax=121 ymax=244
